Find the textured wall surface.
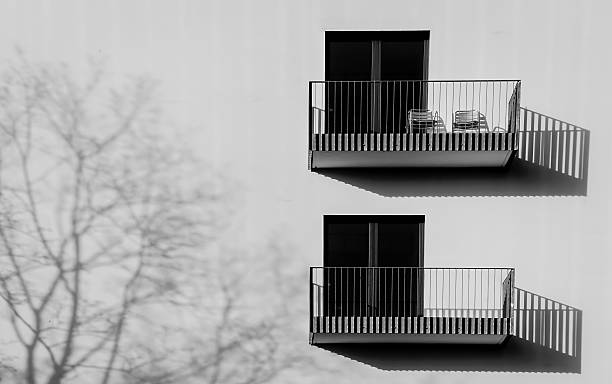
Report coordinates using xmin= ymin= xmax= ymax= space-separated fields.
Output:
xmin=0 ymin=0 xmax=610 ymax=383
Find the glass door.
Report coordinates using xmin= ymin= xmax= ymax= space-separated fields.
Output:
xmin=325 ymin=31 xmax=429 ymax=135
xmin=323 ymin=215 xmax=424 ymax=317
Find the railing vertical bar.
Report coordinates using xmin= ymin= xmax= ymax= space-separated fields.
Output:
xmin=474 ymin=268 xmax=478 ymax=318
xmin=478 ymin=81 xmax=482 ymax=133
xmin=521 ymin=289 xmax=527 ymax=339
xmin=308 ymin=83 xmax=313 ymax=150
xmin=409 ymin=267 xmax=413 ymax=317
xmin=391 ymin=267 xmax=395 ymax=319
xmin=568 ymin=309 xmax=578 ymax=356
xmin=404 ymin=81 xmax=408 ymax=137
xmin=338 ymin=267 xmax=344 ymax=326
xmin=359 ymin=268 xmax=363 ymax=321
xmin=434 ymin=268 xmax=438 ymax=316
xmin=485 ymin=82 xmax=489 ymax=136
xmin=465 ymin=81 xmax=468 ymax=114
xmin=393 ymin=81 xmax=396 ymax=134
xmin=342 ymin=81 xmax=346 ymax=138
xmin=471 ymin=82 xmax=474 ymax=125
xmin=309 ymin=267 xmax=313 ymax=332
xmin=467 ymin=268 xmax=471 ymax=317
xmin=396 ymin=268 xmax=400 ymax=319
xmin=353 ymin=267 xmax=356 ymax=323
xmin=353 ymin=82 xmax=356 ymax=138
xmin=494 ymin=268 xmax=498 ymax=318
xmin=385 ymin=82 xmax=388 ymax=136
xmin=326 ymin=267 xmax=329 ymax=331
xmin=334 ymin=267 xmax=337 ymax=319
xmin=491 ymin=82 xmax=495 ymax=139
xmin=554 ymin=301 xmax=560 ymax=351
xmin=377 ymin=268 xmax=380 ymax=318
xmin=454 ymin=268 xmax=457 ymax=318
xmin=566 ymin=305 xmax=571 ymax=354
xmin=461 ymin=268 xmax=464 ymax=318
xmin=419 ymin=80 xmax=423 ymax=111
xmin=342 ymin=268 xmax=349 ymax=326
xmin=403 ymin=267 xmax=407 ymax=319
xmin=366 ymin=82 xmax=369 ymax=141
xmin=498 ymin=81 xmax=502 ymax=135
xmin=441 ymin=268 xmax=445 ymax=317
xmin=457 ymin=81 xmax=463 ymax=117
xmin=386 ymin=268 xmax=389 ymax=320
xmin=333 ymin=82 xmax=337 ymax=135
xmin=411 ymin=81 xmax=415 ymax=124
xmin=326 ymin=82 xmax=330 ymax=135
xmin=359 ymin=82 xmax=363 ymax=139
xmin=545 ymin=298 xmax=550 ymax=348
xmin=452 ymin=82 xmax=456 ymax=134
xmin=487 ymin=268 xmax=495 ymax=316
xmin=438 ymin=82 xmax=442 ymax=134
xmin=480 ymin=268 xmax=483 ymax=318
xmin=429 ymin=268 xmax=432 ymax=318
xmin=445 ymin=82 xmax=449 ymax=136
xmin=416 ymin=267 xmax=420 ymax=318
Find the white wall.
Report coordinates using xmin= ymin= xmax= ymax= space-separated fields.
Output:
xmin=1 ymin=0 xmax=611 ymax=383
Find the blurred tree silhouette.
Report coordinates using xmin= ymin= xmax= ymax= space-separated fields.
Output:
xmin=0 ymin=54 xmax=305 ymax=384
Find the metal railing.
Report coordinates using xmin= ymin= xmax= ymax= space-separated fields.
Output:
xmin=310 ymin=267 xmax=515 ymax=335
xmin=309 ymin=80 xmax=521 ymax=151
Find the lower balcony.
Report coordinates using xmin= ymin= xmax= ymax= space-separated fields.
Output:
xmin=308 ymin=80 xmax=521 ymax=169
xmin=309 ymin=267 xmax=515 ymax=345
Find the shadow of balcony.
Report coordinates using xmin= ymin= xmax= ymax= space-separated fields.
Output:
xmin=316 ymin=287 xmax=582 ymax=373
xmin=314 ymin=107 xmax=589 ymax=197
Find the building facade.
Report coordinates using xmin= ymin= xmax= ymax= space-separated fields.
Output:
xmin=0 ymin=1 xmax=611 ymax=383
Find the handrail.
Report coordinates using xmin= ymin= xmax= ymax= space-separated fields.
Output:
xmin=310 ymin=79 xmax=522 ymax=83
xmin=311 ymin=266 xmax=514 ymax=270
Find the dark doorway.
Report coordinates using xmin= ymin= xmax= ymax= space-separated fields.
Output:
xmin=323 ymin=215 xmax=424 ymax=317
xmin=325 ymin=31 xmax=429 ymax=134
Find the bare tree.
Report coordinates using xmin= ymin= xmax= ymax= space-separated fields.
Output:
xmin=114 ymin=244 xmax=310 ymax=384
xmin=0 ymin=54 xmax=220 ymax=384
xmin=0 ymin=54 xmax=309 ymax=384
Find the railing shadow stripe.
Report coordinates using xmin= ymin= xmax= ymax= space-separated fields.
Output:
xmin=518 ymin=108 xmax=589 ymax=182
xmin=513 ymin=287 xmax=582 ymax=359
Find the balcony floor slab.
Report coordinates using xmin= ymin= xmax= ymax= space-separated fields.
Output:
xmin=311 ymin=149 xmax=513 ymax=168
xmin=311 ymin=332 xmax=508 ymax=345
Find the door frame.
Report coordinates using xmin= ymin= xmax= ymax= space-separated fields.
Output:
xmin=324 ymin=30 xmax=430 ymax=82
xmin=322 ymin=214 xmax=425 ymax=317
xmin=324 ymin=31 xmax=430 ymax=134
xmin=322 ymin=214 xmax=425 ymax=268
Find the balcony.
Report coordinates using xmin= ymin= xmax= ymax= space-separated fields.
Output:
xmin=309 ymin=267 xmax=515 ymax=344
xmin=308 ymin=80 xmax=521 ymax=169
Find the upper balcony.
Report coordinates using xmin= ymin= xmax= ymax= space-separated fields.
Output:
xmin=308 ymin=80 xmax=521 ymax=169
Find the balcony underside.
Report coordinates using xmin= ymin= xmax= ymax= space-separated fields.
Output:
xmin=311 ymin=333 xmax=508 ymax=345
xmin=309 ymin=133 xmax=517 ymax=168
xmin=311 ymin=150 xmax=513 ymax=168
xmin=310 ymin=316 xmax=511 ymax=345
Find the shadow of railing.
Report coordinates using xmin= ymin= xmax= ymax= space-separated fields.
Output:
xmin=512 ymin=287 xmax=582 ymax=370
xmin=315 ymin=287 xmax=582 ymax=373
xmin=314 ymin=107 xmax=589 ymax=197
xmin=518 ymin=108 xmax=589 ymax=182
